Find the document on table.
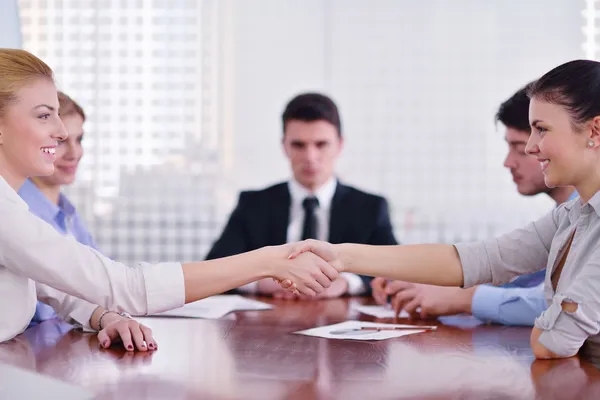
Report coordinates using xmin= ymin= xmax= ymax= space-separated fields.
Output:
xmin=293 ymin=320 xmax=436 ymax=341
xmin=149 ymin=295 xmax=273 ymax=319
xmin=0 ymin=363 xmax=93 ymax=399
xmin=352 ymin=304 xmax=410 ymax=318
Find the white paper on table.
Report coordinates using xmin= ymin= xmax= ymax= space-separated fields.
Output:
xmin=352 ymin=304 xmax=410 ymax=318
xmin=293 ymin=320 xmax=436 ymax=341
xmin=148 ymin=295 xmax=273 ymax=319
xmin=0 ymin=363 xmax=93 ymax=399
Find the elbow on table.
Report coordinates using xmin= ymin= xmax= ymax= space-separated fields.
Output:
xmin=531 ymin=340 xmax=577 ymax=360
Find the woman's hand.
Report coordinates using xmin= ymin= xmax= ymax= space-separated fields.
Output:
xmin=97 ymin=312 xmax=157 ymax=352
xmin=273 ymin=240 xmax=343 ymax=293
xmin=288 ymin=239 xmax=343 ymax=270
xmin=270 ymin=248 xmax=340 ymax=296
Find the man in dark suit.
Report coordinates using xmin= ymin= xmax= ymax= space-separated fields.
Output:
xmin=206 ymin=92 xmax=398 ymax=298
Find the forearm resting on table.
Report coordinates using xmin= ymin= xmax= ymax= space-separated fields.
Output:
xmin=530 ymin=327 xmax=564 ymax=359
xmin=337 ymin=243 xmax=464 ymax=287
xmin=530 ymin=302 xmax=580 ymax=360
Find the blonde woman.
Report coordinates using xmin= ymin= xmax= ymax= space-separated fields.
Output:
xmin=0 ymin=49 xmax=340 ymax=347
xmin=20 ymin=91 xmax=135 ymax=345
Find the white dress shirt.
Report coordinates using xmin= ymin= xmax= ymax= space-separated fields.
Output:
xmin=0 ymin=176 xmax=185 ymax=343
xmin=241 ymin=177 xmax=366 ymax=295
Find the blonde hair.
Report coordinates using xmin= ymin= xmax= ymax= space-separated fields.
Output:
xmin=0 ymin=48 xmax=54 ymax=116
xmin=58 ymin=91 xmax=85 ymax=121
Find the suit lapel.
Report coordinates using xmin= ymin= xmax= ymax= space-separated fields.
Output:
xmin=269 ymin=183 xmax=291 ymax=245
xmin=328 ymin=181 xmax=350 ymax=243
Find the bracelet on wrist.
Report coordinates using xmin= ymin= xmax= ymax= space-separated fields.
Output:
xmin=98 ymin=310 xmax=132 ymax=330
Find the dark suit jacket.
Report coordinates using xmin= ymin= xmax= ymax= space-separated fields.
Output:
xmin=205 ymin=181 xmax=398 ymax=294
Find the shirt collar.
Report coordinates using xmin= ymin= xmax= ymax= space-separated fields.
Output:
xmin=587 ymin=190 xmax=600 ymax=218
xmin=0 ymin=175 xmax=29 ymax=210
xmin=564 ymin=190 xmax=600 ymax=223
xmin=17 ymin=179 xmax=76 ymax=221
xmin=288 ymin=177 xmax=337 ymax=210
xmin=57 ymin=192 xmax=76 ymax=217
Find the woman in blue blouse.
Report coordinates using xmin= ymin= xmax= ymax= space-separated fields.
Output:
xmin=19 ymin=92 xmax=155 ymax=351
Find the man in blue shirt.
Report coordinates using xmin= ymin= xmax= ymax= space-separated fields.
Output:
xmin=372 ymin=84 xmax=576 ymax=326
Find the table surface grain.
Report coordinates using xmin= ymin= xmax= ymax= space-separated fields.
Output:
xmin=2 ymin=296 xmax=600 ymax=399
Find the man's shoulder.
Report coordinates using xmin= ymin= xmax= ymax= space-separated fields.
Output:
xmin=237 ymin=182 xmax=288 ymax=205
xmin=337 ymin=182 xmax=388 ymax=207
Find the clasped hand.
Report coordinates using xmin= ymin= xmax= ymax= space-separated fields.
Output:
xmin=272 ymin=239 xmax=342 ymax=295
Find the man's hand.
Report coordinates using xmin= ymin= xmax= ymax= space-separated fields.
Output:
xmin=315 ymin=276 xmax=349 ymax=299
xmin=263 ymin=277 xmax=349 ymax=300
xmin=380 ymin=280 xmax=475 ymax=319
xmin=257 ymin=277 xmax=288 ymax=294
xmin=371 ymin=277 xmax=390 ymax=305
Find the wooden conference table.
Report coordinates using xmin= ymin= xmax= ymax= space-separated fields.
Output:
xmin=2 ymin=296 xmax=600 ymax=399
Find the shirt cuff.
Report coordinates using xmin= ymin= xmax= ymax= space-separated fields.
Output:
xmin=534 ymin=294 xmax=591 ymax=357
xmin=238 ymin=281 xmax=258 ymax=293
xmin=143 ymin=262 xmax=186 ymax=314
xmin=471 ymin=285 xmax=505 ymax=323
xmin=342 ymin=272 xmax=366 ymax=296
xmin=537 ymin=322 xmax=582 ymax=358
xmin=67 ymin=302 xmax=99 ymax=333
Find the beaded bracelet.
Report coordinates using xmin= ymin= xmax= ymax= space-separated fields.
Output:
xmin=98 ymin=310 xmax=132 ymax=330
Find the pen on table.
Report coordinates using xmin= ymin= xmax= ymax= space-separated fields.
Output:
xmin=359 ymin=326 xmax=437 ymax=332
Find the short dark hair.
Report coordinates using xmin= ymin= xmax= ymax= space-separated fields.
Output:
xmin=282 ymin=92 xmax=342 ymax=137
xmin=495 ymin=84 xmax=532 ymax=133
xmin=528 ymin=59 xmax=600 ymax=127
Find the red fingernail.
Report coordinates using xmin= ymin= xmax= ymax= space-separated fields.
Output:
xmin=148 ymin=343 xmax=154 ymax=349
xmin=127 ymin=345 xmax=134 ymax=350
xmin=103 ymin=340 xmax=109 ymax=347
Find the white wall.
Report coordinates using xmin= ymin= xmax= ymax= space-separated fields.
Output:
xmin=17 ymin=0 xmax=586 ymax=261
xmin=224 ymin=0 xmax=584 ymax=243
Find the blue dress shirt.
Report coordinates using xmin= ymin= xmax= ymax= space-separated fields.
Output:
xmin=469 ymin=190 xmax=579 ymax=326
xmin=18 ymin=179 xmax=98 ymax=327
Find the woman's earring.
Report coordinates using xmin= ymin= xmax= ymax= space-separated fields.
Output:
xmin=588 ymin=140 xmax=595 ymax=148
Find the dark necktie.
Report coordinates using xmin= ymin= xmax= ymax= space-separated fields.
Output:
xmin=301 ymin=196 xmax=319 ymax=240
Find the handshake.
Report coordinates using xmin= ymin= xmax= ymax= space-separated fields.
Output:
xmin=268 ymin=239 xmax=344 ymax=297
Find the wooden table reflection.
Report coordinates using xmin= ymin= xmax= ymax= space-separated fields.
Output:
xmin=2 ymin=297 xmax=600 ymax=399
